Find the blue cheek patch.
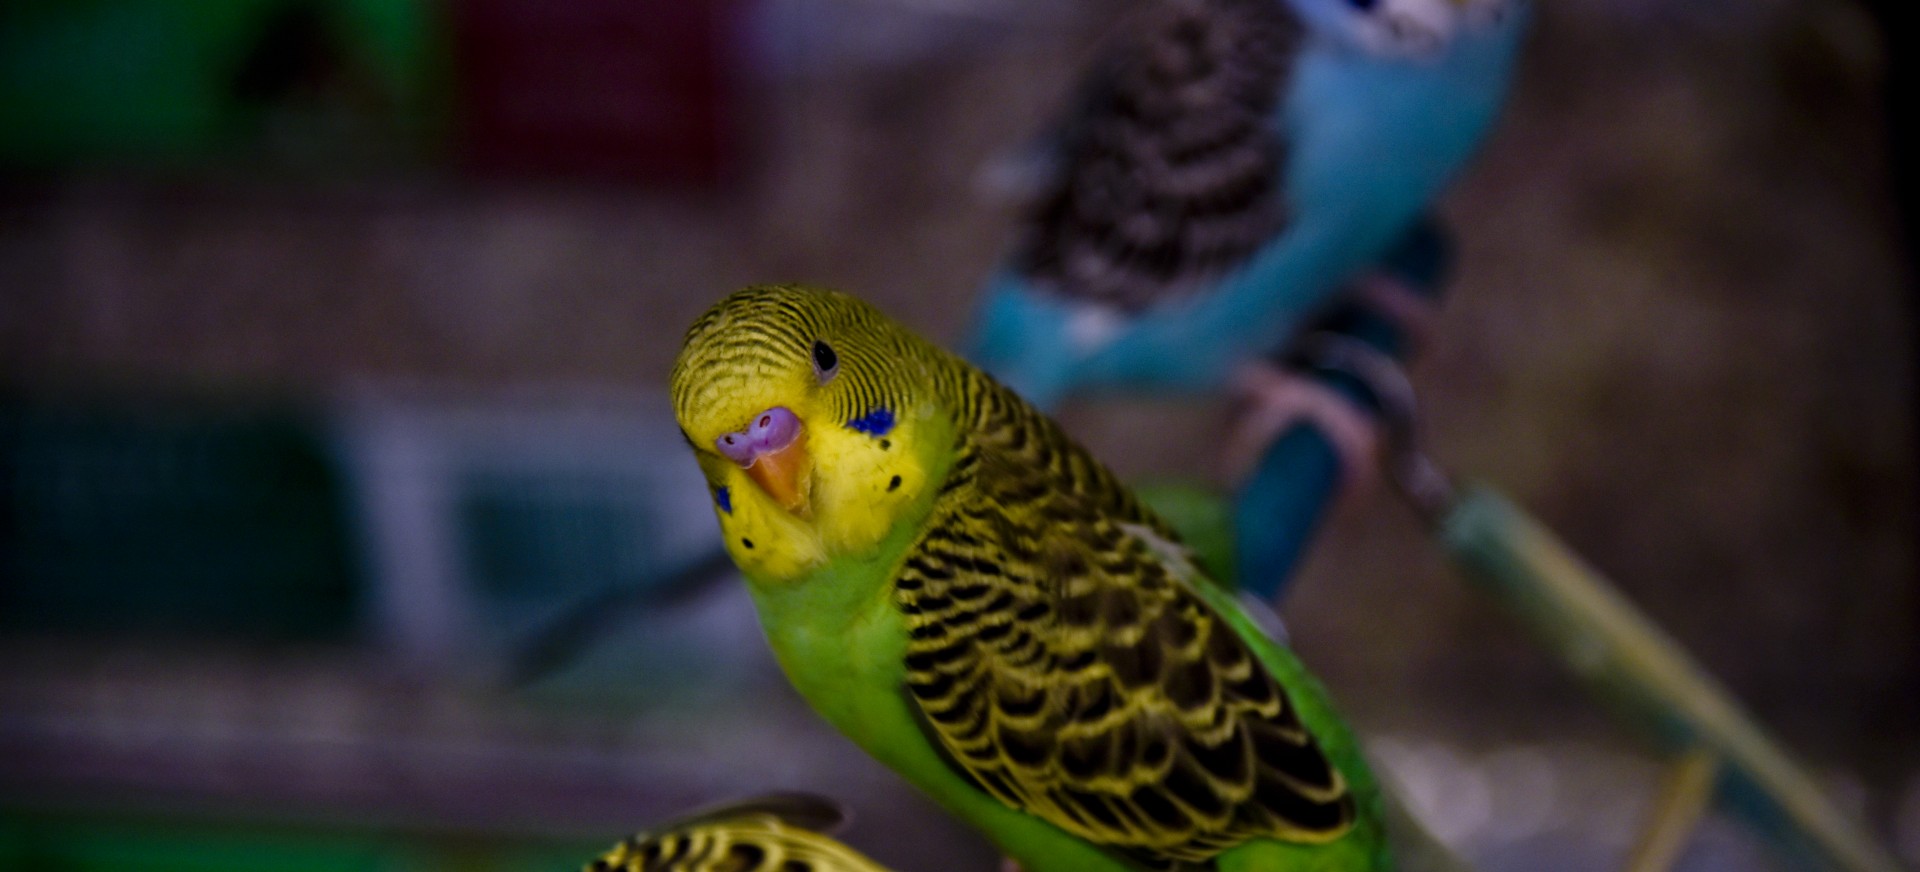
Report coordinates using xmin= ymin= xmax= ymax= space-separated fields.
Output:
xmin=714 ymin=486 xmax=732 ymax=515
xmin=846 ymin=407 xmax=896 ymax=437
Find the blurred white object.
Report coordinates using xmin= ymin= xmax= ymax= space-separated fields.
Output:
xmin=331 ymin=382 xmax=716 ymax=676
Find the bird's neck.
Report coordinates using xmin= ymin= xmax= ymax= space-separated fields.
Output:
xmin=930 ymin=348 xmax=1173 ymax=539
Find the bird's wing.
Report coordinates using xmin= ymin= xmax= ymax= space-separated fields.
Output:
xmin=591 ymin=793 xmax=889 ymax=872
xmin=1011 ymin=0 xmax=1305 ymax=314
xmin=896 ymin=422 xmax=1355 ymax=866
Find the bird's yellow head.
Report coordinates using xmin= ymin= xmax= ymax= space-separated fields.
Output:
xmin=670 ymin=285 xmax=958 ymax=583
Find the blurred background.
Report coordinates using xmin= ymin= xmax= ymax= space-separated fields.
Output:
xmin=0 ymin=1 xmax=1912 ymax=870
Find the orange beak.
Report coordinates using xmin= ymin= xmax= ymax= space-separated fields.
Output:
xmin=743 ymin=430 xmax=812 ymax=517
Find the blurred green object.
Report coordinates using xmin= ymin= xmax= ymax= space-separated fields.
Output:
xmin=1132 ymin=480 xmax=1238 ymax=587
xmin=0 ymin=811 xmax=598 ymax=872
xmin=0 ymin=818 xmax=384 ymax=872
xmin=0 ymin=0 xmax=445 ymax=167
xmin=1437 ymin=485 xmax=1905 ymax=872
xmin=0 ymin=397 xmax=358 ymax=639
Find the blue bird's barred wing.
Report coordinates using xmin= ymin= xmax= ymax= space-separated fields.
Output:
xmin=1013 ymin=0 xmax=1305 ymax=314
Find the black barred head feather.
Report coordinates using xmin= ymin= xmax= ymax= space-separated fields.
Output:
xmin=671 ymin=285 xmax=944 ymax=447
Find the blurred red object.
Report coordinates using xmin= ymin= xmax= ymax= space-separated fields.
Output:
xmin=450 ymin=0 xmax=742 ymax=185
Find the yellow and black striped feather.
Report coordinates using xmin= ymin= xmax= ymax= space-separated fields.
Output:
xmin=588 ymin=794 xmax=888 ymax=872
xmin=899 ymin=356 xmax=1356 ymax=865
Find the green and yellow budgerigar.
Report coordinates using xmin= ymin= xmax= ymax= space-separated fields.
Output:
xmin=670 ymin=284 xmax=1390 ymax=871
xmin=588 ymin=793 xmax=890 ymax=872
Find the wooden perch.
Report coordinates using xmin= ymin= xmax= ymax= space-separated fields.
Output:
xmin=1434 ymin=485 xmax=1904 ymax=872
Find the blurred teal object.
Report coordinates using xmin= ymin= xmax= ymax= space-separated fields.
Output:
xmin=0 ymin=396 xmax=358 ymax=639
xmin=1234 ymin=217 xmax=1453 ymax=601
xmin=0 ymin=0 xmax=445 ymax=166
xmin=459 ymin=468 xmax=669 ymax=606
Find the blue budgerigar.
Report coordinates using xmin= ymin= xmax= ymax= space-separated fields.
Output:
xmin=968 ymin=0 xmax=1528 ymax=409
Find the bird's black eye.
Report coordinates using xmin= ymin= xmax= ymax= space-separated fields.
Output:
xmin=1347 ymin=0 xmax=1379 ymax=9
xmin=812 ymin=340 xmax=839 ymax=378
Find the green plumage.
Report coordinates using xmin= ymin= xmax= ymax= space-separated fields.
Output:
xmin=671 ymin=285 xmax=1390 ymax=871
